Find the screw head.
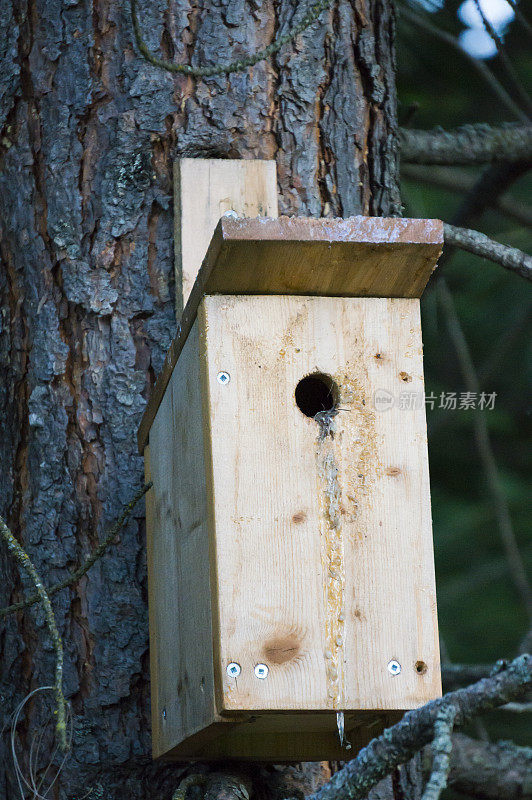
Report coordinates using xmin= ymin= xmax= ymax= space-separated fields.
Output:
xmin=254 ymin=663 xmax=269 ymax=680
xmin=388 ymin=659 xmax=401 ymax=676
xmin=226 ymin=662 xmax=241 ymax=678
xmin=217 ymin=371 xmax=231 ymax=385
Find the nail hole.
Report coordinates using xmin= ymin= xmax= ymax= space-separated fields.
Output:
xmin=295 ymin=373 xmax=339 ymax=418
xmin=415 ymin=660 xmax=428 ymax=675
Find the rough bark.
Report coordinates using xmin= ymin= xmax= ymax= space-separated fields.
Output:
xmin=0 ymin=0 xmax=400 ymax=798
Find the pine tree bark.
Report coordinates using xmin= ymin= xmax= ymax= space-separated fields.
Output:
xmin=0 ymin=0 xmax=400 ymax=797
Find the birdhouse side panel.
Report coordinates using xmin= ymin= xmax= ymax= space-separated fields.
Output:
xmin=199 ymin=294 xmax=441 ymax=715
xmin=146 ymin=319 xmax=217 ymax=757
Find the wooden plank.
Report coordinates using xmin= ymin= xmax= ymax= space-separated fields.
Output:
xmin=174 ymin=159 xmax=278 ymax=314
xmin=138 ymin=215 xmax=443 ymax=452
xmin=144 ymin=446 xmax=160 ymax=749
xmin=198 ymin=215 xmax=443 ymax=298
xmin=200 ymin=294 xmax=441 ymax=715
xmin=147 ymin=319 xmax=217 ymax=758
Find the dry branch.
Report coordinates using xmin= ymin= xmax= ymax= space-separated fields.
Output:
xmin=400 ymin=125 xmax=532 ymax=166
xmin=309 ymin=654 xmax=532 ymax=800
xmin=443 ymin=223 xmax=532 ymax=281
xmin=0 ymin=515 xmax=67 ymax=751
xmin=420 ymin=706 xmax=456 ymax=800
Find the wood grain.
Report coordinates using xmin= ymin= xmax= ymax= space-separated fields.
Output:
xmin=201 ymin=294 xmax=441 ymax=715
xmin=147 ymin=320 xmax=217 ymax=758
xmin=138 ymin=216 xmax=443 ymax=452
xmin=174 ymin=159 xmax=278 ymax=314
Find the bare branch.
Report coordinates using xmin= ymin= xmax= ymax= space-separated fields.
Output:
xmin=0 ymin=514 xmax=67 ymax=751
xmin=449 ymin=733 xmax=532 ymax=800
xmin=443 ymin=223 xmax=532 ymax=281
xmin=401 ymin=165 xmax=532 ymax=228
xmin=398 ymin=5 xmax=528 ymax=123
xmin=310 ymin=654 xmax=532 ymax=800
xmin=502 ymin=701 xmax=532 ymax=712
xmin=399 ymin=125 xmax=532 ymax=166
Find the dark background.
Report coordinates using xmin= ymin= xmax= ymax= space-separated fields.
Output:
xmin=396 ymin=0 xmax=531 ymax=751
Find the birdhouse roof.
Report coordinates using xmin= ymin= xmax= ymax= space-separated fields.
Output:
xmin=138 ymin=215 xmax=443 ymax=451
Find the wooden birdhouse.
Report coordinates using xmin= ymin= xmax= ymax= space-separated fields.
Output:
xmin=138 ymin=159 xmax=443 ymax=761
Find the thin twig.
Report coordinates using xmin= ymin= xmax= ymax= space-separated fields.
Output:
xmin=437 ymin=279 xmax=532 ymax=624
xmin=421 ymin=706 xmax=457 ymax=800
xmin=0 ymin=482 xmax=152 ymax=619
xmin=398 ymin=5 xmax=529 ymax=123
xmin=131 ymin=0 xmax=333 ymax=78
xmin=0 ymin=518 xmax=67 ymax=751
xmin=401 ymin=165 xmax=532 ymax=228
xmin=443 ymin=223 xmax=532 ymax=281
xmin=473 ymin=0 xmax=532 ymax=118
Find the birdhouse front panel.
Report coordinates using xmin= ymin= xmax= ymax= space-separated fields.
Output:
xmin=201 ymin=294 xmax=440 ymax=715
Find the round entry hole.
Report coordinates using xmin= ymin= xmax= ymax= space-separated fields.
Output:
xmin=295 ymin=373 xmax=339 ymax=418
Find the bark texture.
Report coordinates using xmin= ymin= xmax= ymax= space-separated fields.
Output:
xmin=0 ymin=0 xmax=399 ymax=797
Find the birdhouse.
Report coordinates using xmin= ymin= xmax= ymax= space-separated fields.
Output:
xmin=138 ymin=159 xmax=443 ymax=761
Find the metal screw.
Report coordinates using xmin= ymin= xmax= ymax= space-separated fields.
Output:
xmin=388 ymin=659 xmax=401 ymax=676
xmin=254 ymin=663 xmax=269 ymax=679
xmin=162 ymin=707 xmax=167 ymax=720
xmin=217 ymin=371 xmax=231 ymax=385
xmin=226 ymin=662 xmax=241 ymax=678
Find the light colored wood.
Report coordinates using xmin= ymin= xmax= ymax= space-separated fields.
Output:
xmin=147 ymin=319 xmax=217 ymax=758
xmin=144 ymin=447 xmax=160 ymax=748
xmin=200 ymin=294 xmax=441 ymax=715
xmin=138 ymin=215 xmax=443 ymax=453
xmin=174 ymin=159 xmax=278 ymax=314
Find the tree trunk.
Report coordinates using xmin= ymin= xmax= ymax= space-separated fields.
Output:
xmin=0 ymin=0 xmax=400 ymax=797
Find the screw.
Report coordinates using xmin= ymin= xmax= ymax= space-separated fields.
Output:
xmin=226 ymin=662 xmax=241 ymax=678
xmin=254 ymin=663 xmax=269 ymax=679
xmin=162 ymin=707 xmax=167 ymax=719
xmin=217 ymin=371 xmax=231 ymax=385
xmin=388 ymin=659 xmax=401 ymax=676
